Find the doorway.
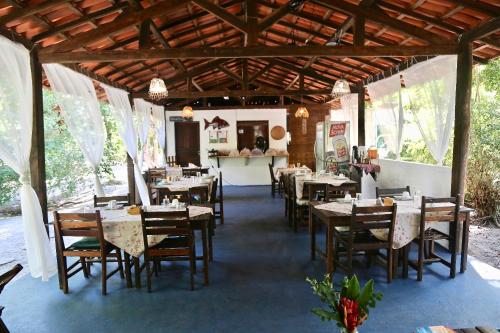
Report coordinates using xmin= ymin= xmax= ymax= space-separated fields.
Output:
xmin=237 ymin=121 xmax=269 ymax=151
xmin=175 ymin=122 xmax=200 ymax=166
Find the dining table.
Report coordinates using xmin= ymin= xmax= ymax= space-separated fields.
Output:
xmin=309 ymin=199 xmax=473 ymax=276
xmin=274 ymin=166 xmax=311 ymax=178
xmin=295 ymin=174 xmax=358 ymax=199
xmin=151 ymin=177 xmax=213 ymax=204
xmin=63 ymin=204 xmax=214 ymax=288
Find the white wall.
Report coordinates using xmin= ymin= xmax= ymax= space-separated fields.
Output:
xmin=362 ymin=159 xmax=452 ymax=198
xmin=166 ymin=108 xmax=288 ymax=185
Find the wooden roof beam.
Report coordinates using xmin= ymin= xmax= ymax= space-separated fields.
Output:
xmin=42 ymin=0 xmax=190 ymax=54
xmin=132 ymin=88 xmax=332 ymax=99
xmin=0 ymin=0 xmax=71 ymax=26
xmin=191 ymin=0 xmax=249 ymax=33
xmin=461 ymin=17 xmax=500 ymax=43
xmin=40 ymin=45 xmax=459 ymax=63
xmin=447 ymin=0 xmax=500 ymax=17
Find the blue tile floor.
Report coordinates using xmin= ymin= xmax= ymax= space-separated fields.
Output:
xmin=2 ymin=186 xmax=499 ymax=333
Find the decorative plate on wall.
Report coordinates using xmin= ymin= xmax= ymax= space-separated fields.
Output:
xmin=270 ymin=126 xmax=286 ymax=140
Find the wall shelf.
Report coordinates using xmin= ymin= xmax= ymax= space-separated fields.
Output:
xmin=209 ymin=155 xmax=288 ymax=168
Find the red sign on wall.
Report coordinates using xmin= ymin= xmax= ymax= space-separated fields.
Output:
xmin=329 ymin=123 xmax=346 ymax=137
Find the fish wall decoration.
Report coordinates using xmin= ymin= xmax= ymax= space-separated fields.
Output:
xmin=204 ymin=116 xmax=230 ymax=130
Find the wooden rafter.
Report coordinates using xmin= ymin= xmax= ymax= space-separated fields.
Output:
xmin=192 ymin=0 xmax=249 ymax=33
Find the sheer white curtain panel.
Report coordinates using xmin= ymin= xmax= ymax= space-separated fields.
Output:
xmin=366 ymin=75 xmax=404 ymax=159
xmin=101 ymin=84 xmax=150 ymax=205
xmin=0 ymin=36 xmax=57 ymax=281
xmin=133 ymin=98 xmax=152 ymax=170
xmin=43 ymin=63 xmax=106 ymax=196
xmin=402 ymin=55 xmax=457 ymax=165
xmin=152 ymin=104 xmax=166 ymax=166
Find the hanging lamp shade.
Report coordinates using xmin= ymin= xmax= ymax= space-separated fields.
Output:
xmin=331 ymin=79 xmax=350 ymax=100
xmin=295 ymin=106 xmax=309 ymax=135
xmin=148 ymin=77 xmax=168 ymax=100
xmin=182 ymin=105 xmax=194 ymax=119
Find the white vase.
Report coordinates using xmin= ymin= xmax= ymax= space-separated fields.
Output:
xmin=341 ymin=328 xmax=359 ymax=333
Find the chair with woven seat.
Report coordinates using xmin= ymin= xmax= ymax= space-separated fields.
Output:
xmin=93 ymin=194 xmax=131 ymax=208
xmin=268 ymin=163 xmax=282 ymax=198
xmin=140 ymin=209 xmax=196 ymax=292
xmin=291 ymin=176 xmax=326 ymax=232
xmin=376 ymin=186 xmax=411 ymax=198
xmin=0 ymin=264 xmax=22 ymax=333
xmin=333 ymin=204 xmax=398 ymax=283
xmin=404 ymin=195 xmax=461 ymax=281
xmin=53 ymin=211 xmax=124 ymax=295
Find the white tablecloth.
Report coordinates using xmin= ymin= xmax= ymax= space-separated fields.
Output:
xmin=295 ymin=174 xmax=352 ymax=199
xmin=165 ymin=167 xmax=183 ymax=177
xmin=315 ymin=199 xmax=424 ymax=249
xmin=274 ymin=166 xmax=311 ymax=178
xmin=154 ymin=178 xmax=210 ymax=192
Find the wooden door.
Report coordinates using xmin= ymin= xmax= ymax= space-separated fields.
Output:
xmin=175 ymin=122 xmax=200 ymax=166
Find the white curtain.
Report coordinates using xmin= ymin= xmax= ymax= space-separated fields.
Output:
xmin=152 ymin=104 xmax=166 ymax=166
xmin=402 ymin=55 xmax=457 ymax=165
xmin=366 ymin=75 xmax=404 ymax=159
xmin=43 ymin=63 xmax=106 ymax=196
xmin=339 ymin=93 xmax=358 ymax=147
xmin=133 ymin=98 xmax=152 ymax=170
xmin=0 ymin=36 xmax=57 ymax=281
xmin=101 ymin=84 xmax=150 ymax=205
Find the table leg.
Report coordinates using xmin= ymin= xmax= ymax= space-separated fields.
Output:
xmin=326 ymin=223 xmax=334 ymax=276
xmin=134 ymin=257 xmax=141 ymax=289
xmin=461 ymin=213 xmax=470 ymax=273
xmin=201 ymin=222 xmax=209 ymax=285
xmin=310 ymin=206 xmax=316 ymax=261
xmin=123 ymin=252 xmax=132 ymax=288
xmin=209 ymin=216 xmax=214 ymax=262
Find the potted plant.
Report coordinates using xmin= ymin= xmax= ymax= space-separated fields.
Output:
xmin=306 ymin=274 xmax=382 ymax=333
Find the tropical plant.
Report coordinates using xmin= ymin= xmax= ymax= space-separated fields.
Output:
xmin=307 ymin=275 xmax=382 ymax=333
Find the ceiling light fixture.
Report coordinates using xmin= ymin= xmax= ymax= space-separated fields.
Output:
xmin=148 ymin=77 xmax=168 ymax=100
xmin=182 ymin=105 xmax=193 ymax=119
xmin=331 ymin=79 xmax=350 ymax=100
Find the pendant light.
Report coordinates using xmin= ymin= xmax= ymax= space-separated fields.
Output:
xmin=182 ymin=105 xmax=193 ymax=119
xmin=149 ymin=77 xmax=168 ymax=100
xmin=331 ymin=78 xmax=350 ymax=100
xmin=295 ymin=105 xmax=309 ymax=135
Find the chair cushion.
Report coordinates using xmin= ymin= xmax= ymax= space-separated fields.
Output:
xmin=335 ymin=226 xmax=350 ymax=232
xmin=152 ymin=236 xmax=190 ymax=249
xmin=68 ymin=237 xmax=100 ymax=250
xmin=296 ymin=198 xmax=309 ymax=206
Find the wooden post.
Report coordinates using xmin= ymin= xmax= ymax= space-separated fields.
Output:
xmin=353 ymin=14 xmax=365 ymax=46
xmin=451 ymin=41 xmax=473 ymax=201
xmin=357 ymin=82 xmax=365 ymax=146
xmin=128 ymin=96 xmax=139 ymax=204
xmin=29 ymin=49 xmax=49 ymax=233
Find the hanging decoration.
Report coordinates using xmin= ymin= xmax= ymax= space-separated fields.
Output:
xmin=295 ymin=105 xmax=309 ymax=134
xmin=182 ymin=105 xmax=194 ymax=119
xmin=331 ymin=78 xmax=350 ymax=100
xmin=148 ymin=77 xmax=168 ymax=100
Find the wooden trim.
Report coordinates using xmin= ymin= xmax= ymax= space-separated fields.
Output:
xmin=447 ymin=0 xmax=500 ymax=17
xmin=39 ymin=44 xmax=459 ymax=63
xmin=357 ymin=82 xmax=365 ymax=145
xmin=257 ymin=4 xmax=295 ymax=32
xmin=0 ymin=0 xmax=71 ymax=26
xmin=461 ymin=17 xmax=500 ymax=43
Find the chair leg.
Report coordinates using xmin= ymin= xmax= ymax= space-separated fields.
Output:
xmin=271 ymin=182 xmax=275 ymax=198
xmin=450 ymin=225 xmax=459 ymax=278
xmin=417 ymin=238 xmax=425 ymax=282
xmin=387 ymin=248 xmax=393 ymax=283
xmin=402 ymin=244 xmax=409 ymax=279
xmin=220 ymin=200 xmax=224 ymax=225
xmin=101 ymin=256 xmax=107 ymax=295
xmin=145 ymin=257 xmax=152 ymax=293
xmin=190 ymin=252 xmax=195 ymax=291
xmin=62 ymin=256 xmax=69 ymax=294
xmin=80 ymin=257 xmax=89 ymax=278
xmin=116 ymin=250 xmax=124 ymax=279
xmin=284 ymin=198 xmax=288 ymax=217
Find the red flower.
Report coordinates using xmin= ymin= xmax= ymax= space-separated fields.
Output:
xmin=339 ymin=297 xmax=360 ymax=332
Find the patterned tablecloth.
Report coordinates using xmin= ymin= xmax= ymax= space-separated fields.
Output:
xmin=295 ymin=174 xmax=352 ymax=199
xmin=76 ymin=205 xmax=212 ymax=257
xmin=315 ymin=199 xmax=424 ymax=249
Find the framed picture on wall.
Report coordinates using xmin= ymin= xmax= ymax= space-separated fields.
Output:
xmin=218 ymin=130 xmax=228 ymax=143
xmin=209 ymin=131 xmax=218 ymax=143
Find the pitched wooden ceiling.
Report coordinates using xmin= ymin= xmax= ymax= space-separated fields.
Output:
xmin=0 ymin=0 xmax=499 ymax=105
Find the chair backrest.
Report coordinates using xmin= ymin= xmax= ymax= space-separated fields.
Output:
xmin=210 ymin=177 xmax=219 ymax=204
xmin=182 ymin=168 xmax=198 ymax=177
xmin=166 ymin=156 xmax=176 ymax=166
xmin=189 ymin=185 xmax=209 ymax=204
xmin=156 ymin=188 xmax=189 ymax=204
xmin=350 ymin=204 xmax=398 ymax=244
xmin=147 ymin=168 xmax=166 ymax=184
xmin=376 ymin=186 xmax=411 ymax=198
xmin=268 ymin=163 xmax=277 ymax=182
xmin=420 ymin=195 xmax=460 ymax=227
xmin=306 ymin=182 xmax=327 ymax=201
xmin=0 ymin=264 xmax=22 ymax=294
xmin=94 ymin=194 xmax=131 ymax=208
xmin=53 ymin=211 xmax=106 ymax=251
xmin=325 ymin=184 xmax=349 ymax=201
xmin=140 ymin=209 xmax=192 ymax=251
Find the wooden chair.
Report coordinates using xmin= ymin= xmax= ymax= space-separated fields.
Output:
xmin=166 ymin=156 xmax=176 ymax=167
xmin=268 ymin=163 xmax=282 ymax=198
xmin=155 ymin=188 xmax=189 ymax=205
xmin=376 ymin=186 xmax=411 ymax=198
xmin=214 ymin=171 xmax=224 ymax=224
xmin=291 ymin=176 xmax=325 ymax=232
xmin=140 ymin=209 xmax=196 ymax=292
xmin=333 ymin=204 xmax=398 ymax=283
xmin=189 ymin=185 xmax=210 ymax=204
xmin=147 ymin=168 xmax=166 ymax=184
xmin=182 ymin=168 xmax=199 ymax=177
xmin=93 ymin=194 xmax=131 ymax=208
xmin=0 ymin=264 xmax=22 ymax=333
xmin=404 ymin=195 xmax=461 ymax=281
xmin=53 ymin=211 xmax=124 ymax=295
